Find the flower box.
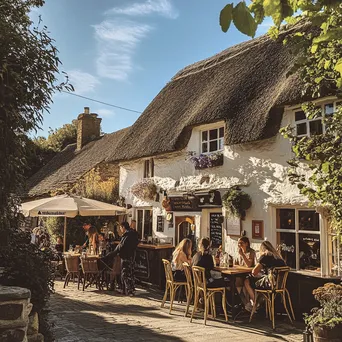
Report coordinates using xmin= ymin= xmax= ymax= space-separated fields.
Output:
xmin=188 ymin=152 xmax=224 ymax=170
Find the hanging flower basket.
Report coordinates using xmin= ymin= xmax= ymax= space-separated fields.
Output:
xmin=131 ymin=179 xmax=157 ymax=201
xmin=187 ymin=151 xmax=224 ymax=170
xmin=222 ymin=187 xmax=252 ymax=220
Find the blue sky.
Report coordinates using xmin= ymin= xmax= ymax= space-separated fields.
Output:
xmin=31 ymin=0 xmax=271 ymax=137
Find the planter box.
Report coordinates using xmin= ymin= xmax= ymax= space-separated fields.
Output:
xmin=313 ymin=325 xmax=342 ymax=342
xmin=194 ymin=154 xmax=224 ymax=170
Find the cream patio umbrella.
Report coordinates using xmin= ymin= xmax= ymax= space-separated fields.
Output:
xmin=21 ymin=195 xmax=127 ymax=251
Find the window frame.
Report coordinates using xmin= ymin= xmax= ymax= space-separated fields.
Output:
xmin=328 ymin=233 xmax=341 ymax=277
xmin=294 ymin=101 xmax=340 ymax=138
xmin=136 ymin=208 xmax=153 ymax=240
xmin=200 ymin=126 xmax=224 ymax=154
xmin=143 ymin=158 xmax=154 ymax=178
xmin=276 ymin=208 xmax=322 ymax=272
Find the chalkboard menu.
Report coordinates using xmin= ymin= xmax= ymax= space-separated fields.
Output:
xmin=134 ymin=249 xmax=149 ymax=279
xmin=210 ymin=213 xmax=222 ymax=248
xmin=169 ymin=197 xmax=199 ymax=211
xmin=157 ymin=215 xmax=164 ymax=232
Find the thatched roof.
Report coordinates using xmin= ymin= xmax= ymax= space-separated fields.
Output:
xmin=26 ymin=128 xmax=128 ymax=197
xmin=107 ymin=29 xmax=305 ymax=163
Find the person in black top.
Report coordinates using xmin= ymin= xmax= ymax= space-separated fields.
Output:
xmin=192 ymin=237 xmax=225 ymax=288
xmin=101 ymin=221 xmax=139 ymax=296
xmin=54 ymin=236 xmax=64 ymax=260
xmin=244 ymin=240 xmax=286 ymax=310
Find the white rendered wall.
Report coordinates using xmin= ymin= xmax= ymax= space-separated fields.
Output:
xmin=119 ymin=107 xmax=311 ymax=251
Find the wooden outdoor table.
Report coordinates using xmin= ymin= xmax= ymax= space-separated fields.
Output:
xmin=214 ymin=266 xmax=253 ymax=319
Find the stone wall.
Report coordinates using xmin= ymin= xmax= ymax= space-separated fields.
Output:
xmin=0 ymin=286 xmax=32 ymax=342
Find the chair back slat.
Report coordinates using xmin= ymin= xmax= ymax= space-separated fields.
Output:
xmin=270 ymin=266 xmax=290 ymax=290
xmin=162 ymin=259 xmax=174 ymax=283
xmin=81 ymin=257 xmax=99 ymax=273
xmin=182 ymin=262 xmax=193 ymax=288
xmin=192 ymin=266 xmax=206 ymax=292
xmin=64 ymin=255 xmax=79 ymax=273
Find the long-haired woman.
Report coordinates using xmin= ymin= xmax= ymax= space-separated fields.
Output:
xmin=172 ymin=238 xmax=192 ymax=281
xmin=88 ymin=226 xmax=99 ymax=255
xmin=244 ymin=240 xmax=286 ymax=311
xmin=237 ymin=236 xmax=256 ymax=267
xmin=192 ymin=237 xmax=226 ymax=288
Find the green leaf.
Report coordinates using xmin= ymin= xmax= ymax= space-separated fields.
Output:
xmin=311 ymin=44 xmax=318 ymax=53
xmin=324 ymin=60 xmax=331 ymax=70
xmin=334 ymin=59 xmax=342 ymax=77
xmin=233 ymin=2 xmax=257 ymax=38
xmin=220 ymin=4 xmax=234 ymax=33
xmin=322 ymin=162 xmax=330 ymax=173
xmin=313 ymin=28 xmax=342 ymax=44
xmin=263 ymin=0 xmax=282 ymax=26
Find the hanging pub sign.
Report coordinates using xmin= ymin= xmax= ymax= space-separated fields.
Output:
xmin=197 ymin=190 xmax=222 ymax=208
xmin=169 ymin=196 xmax=199 ymax=212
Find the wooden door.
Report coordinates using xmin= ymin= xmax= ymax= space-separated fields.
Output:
xmin=175 ymin=216 xmax=195 ymax=245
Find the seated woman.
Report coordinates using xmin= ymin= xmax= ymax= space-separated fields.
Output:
xmin=237 ymin=237 xmax=256 ymax=267
xmin=244 ymin=240 xmax=286 ymax=311
xmin=235 ymin=237 xmax=256 ymax=305
xmin=171 ymin=238 xmax=192 ymax=282
xmin=192 ymin=237 xmax=225 ymax=288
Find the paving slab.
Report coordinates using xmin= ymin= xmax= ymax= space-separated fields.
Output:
xmin=48 ymin=281 xmax=303 ymax=342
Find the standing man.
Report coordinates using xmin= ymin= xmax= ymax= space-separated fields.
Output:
xmin=101 ymin=221 xmax=138 ymax=296
xmin=129 ymin=219 xmax=139 ymax=290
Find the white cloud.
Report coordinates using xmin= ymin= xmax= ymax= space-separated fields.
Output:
xmin=93 ymin=19 xmax=152 ymax=80
xmin=95 ymin=108 xmax=116 ymax=118
xmin=66 ymin=70 xmax=100 ymax=94
xmin=106 ymin=0 xmax=178 ymax=19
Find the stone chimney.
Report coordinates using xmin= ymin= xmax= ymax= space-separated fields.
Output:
xmin=76 ymin=107 xmax=102 ymax=150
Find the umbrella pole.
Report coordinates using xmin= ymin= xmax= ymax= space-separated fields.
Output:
xmin=63 ymin=217 xmax=67 ymax=253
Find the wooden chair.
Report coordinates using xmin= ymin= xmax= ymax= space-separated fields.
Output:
xmin=63 ymin=255 xmax=81 ymax=289
xmin=249 ymin=266 xmax=295 ymax=329
xmin=190 ymin=266 xmax=228 ymax=325
xmin=161 ymin=259 xmax=187 ymax=314
xmin=100 ymin=256 xmax=121 ymax=291
xmin=182 ymin=262 xmax=194 ymax=317
xmin=80 ymin=256 xmax=103 ymax=291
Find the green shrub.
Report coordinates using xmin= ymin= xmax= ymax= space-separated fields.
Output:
xmin=0 ymin=229 xmax=54 ymax=313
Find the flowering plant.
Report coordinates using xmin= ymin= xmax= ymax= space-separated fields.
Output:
xmin=131 ymin=179 xmax=157 ymax=201
xmin=305 ymin=283 xmax=342 ymax=331
xmin=187 ymin=151 xmax=223 ymax=170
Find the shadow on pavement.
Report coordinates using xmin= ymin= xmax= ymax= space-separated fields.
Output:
xmin=50 ymin=292 xmax=186 ymax=342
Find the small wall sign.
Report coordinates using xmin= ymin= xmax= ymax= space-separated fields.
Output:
xmin=157 ymin=215 xmax=164 ymax=232
xmin=226 ymin=216 xmax=241 ymax=236
xmin=252 ymin=220 xmax=264 ymax=239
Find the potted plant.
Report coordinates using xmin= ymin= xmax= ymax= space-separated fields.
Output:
xmin=305 ymin=283 xmax=342 ymax=342
xmin=222 ymin=187 xmax=252 ymax=219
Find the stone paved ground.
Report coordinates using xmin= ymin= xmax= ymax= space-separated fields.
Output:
xmin=48 ymin=280 xmax=303 ymax=342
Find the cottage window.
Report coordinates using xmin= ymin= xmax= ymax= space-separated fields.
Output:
xmin=136 ymin=209 xmax=153 ymax=240
xmin=201 ymin=127 xmax=224 ymax=153
xmin=294 ymin=101 xmax=340 ymax=137
xmin=276 ymin=208 xmax=321 ymax=272
xmin=143 ymin=158 xmax=154 ymax=178
xmin=328 ymin=233 xmax=342 ymax=277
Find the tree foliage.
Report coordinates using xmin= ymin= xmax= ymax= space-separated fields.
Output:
xmin=0 ymin=0 xmax=71 ymax=324
xmin=25 ymin=121 xmax=77 ymax=178
xmin=220 ymin=1 xmax=342 ymax=97
xmin=0 ymin=0 xmax=72 ymax=231
xmin=220 ymin=1 xmax=342 ymax=235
